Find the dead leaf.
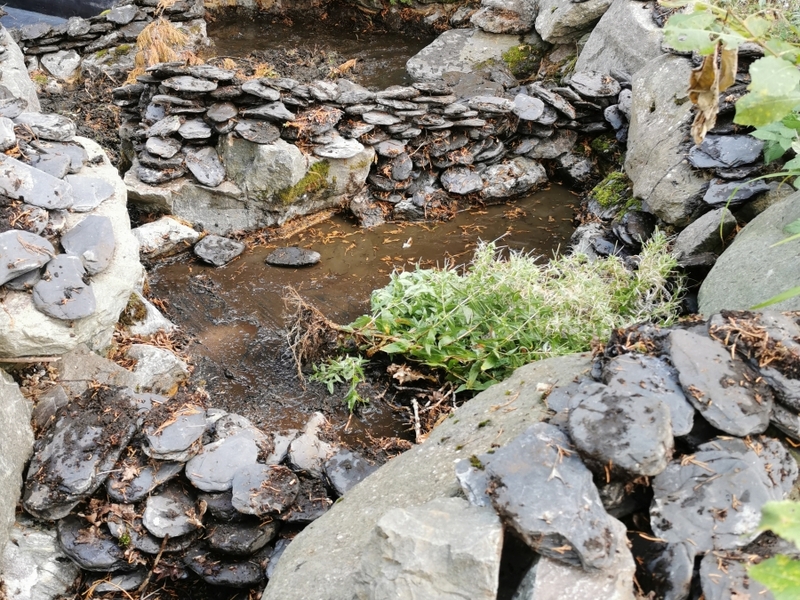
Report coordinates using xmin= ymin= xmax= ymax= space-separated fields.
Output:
xmin=689 ymin=43 xmax=738 ymax=145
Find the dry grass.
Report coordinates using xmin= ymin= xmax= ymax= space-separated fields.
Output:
xmin=125 ymin=18 xmax=190 ymax=84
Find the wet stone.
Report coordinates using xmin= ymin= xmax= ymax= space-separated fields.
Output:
xmin=161 ymin=75 xmax=217 ymax=93
xmin=324 ymin=449 xmax=378 ymax=496
xmin=234 ymin=119 xmax=280 ymax=144
xmin=231 ymin=464 xmax=300 ymax=516
xmin=241 ymin=80 xmax=281 ymax=102
xmin=569 ymin=71 xmax=622 ymax=98
xmin=0 ymin=98 xmax=28 ymax=120
xmin=241 ymin=102 xmax=295 ymax=122
xmin=64 ymin=174 xmax=115 ymax=212
xmin=288 ymin=412 xmax=335 ymax=477
xmin=337 ymin=120 xmax=373 ymax=139
xmin=185 ymin=146 xmax=225 ymax=187
xmin=106 ymin=457 xmax=184 ymax=503
xmin=91 ymin=570 xmax=147 ymax=593
xmin=206 ymin=102 xmax=238 ymax=122
xmin=188 ymin=65 xmax=237 ymax=82
xmin=107 ymin=512 xmax=201 ymax=555
xmin=486 ymin=422 xmax=616 ymax=570
xmin=265 ymin=247 xmax=321 ymax=267
xmin=32 ymin=255 xmax=96 ymax=320
xmin=568 ymin=384 xmax=673 ymax=477
xmin=441 ymin=166 xmax=483 ymax=195
xmin=513 ymin=94 xmax=545 ymax=121
xmin=668 ymin=329 xmax=772 ymax=436
xmin=199 ymin=491 xmax=242 ymax=522
xmin=207 ymin=518 xmax=278 ymax=555
xmin=650 ymin=436 xmax=795 ymax=553
xmin=689 ymin=134 xmax=764 ymax=169
xmin=0 ymin=154 xmax=73 ymax=209
xmin=144 ymin=404 xmax=207 ymax=462
xmin=266 ymin=538 xmax=291 ymax=579
xmin=32 ymin=153 xmax=71 ymax=179
xmin=314 ymin=136 xmax=364 ymax=159
xmin=145 ymin=136 xmax=182 ymax=158
xmin=362 ymin=111 xmax=402 ymax=126
xmin=612 ymin=210 xmax=657 ymax=249
xmin=185 ymin=432 xmax=260 ymax=492
xmin=142 ymin=483 xmax=200 ymax=539
xmin=391 ymin=153 xmax=414 ymax=181
xmin=193 ymin=234 xmax=245 ymax=267
xmin=282 ymin=476 xmax=333 ymax=523
xmin=147 ymin=115 xmax=182 ymax=138
xmin=700 ymin=552 xmax=772 ymax=600
xmin=184 ymin=545 xmax=267 ymax=587
xmin=602 ymin=354 xmax=695 ymax=436
xmin=60 ymin=215 xmax=115 ymax=275
xmin=703 ymin=178 xmax=771 ymax=207
xmin=14 ymin=112 xmax=76 ymax=142
xmin=57 ymin=517 xmax=130 ymax=572
xmin=397 ymin=127 xmax=423 ymax=139
xmin=0 ymin=229 xmax=54 ymax=286
xmin=178 ymin=119 xmax=212 ymax=140
xmin=375 ymin=139 xmax=406 ymax=158
xmin=24 ymin=387 xmax=138 ymax=520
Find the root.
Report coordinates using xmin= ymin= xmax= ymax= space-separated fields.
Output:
xmin=283 ymin=286 xmax=343 ymax=381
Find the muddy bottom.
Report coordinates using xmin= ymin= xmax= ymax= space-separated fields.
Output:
xmin=205 ymin=9 xmax=436 ymax=88
xmin=148 ymin=187 xmax=577 ymax=445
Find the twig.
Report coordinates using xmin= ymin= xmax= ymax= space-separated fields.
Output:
xmin=138 ymin=533 xmax=169 ymax=595
xmin=411 ymin=397 xmax=422 ymax=444
xmin=0 ymin=356 xmax=62 ymax=363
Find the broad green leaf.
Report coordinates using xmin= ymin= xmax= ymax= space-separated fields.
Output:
xmin=784 ymin=219 xmax=800 ymax=236
xmin=735 ymin=90 xmax=800 ymax=127
xmin=784 ymin=156 xmax=800 ymax=171
xmin=759 ymin=501 xmax=800 ymax=545
xmin=664 ymin=12 xmax=720 ymax=54
xmin=743 ymin=15 xmax=772 ymax=39
xmin=380 ymin=341 xmax=410 ymax=354
xmin=764 ymin=39 xmax=800 ymax=64
xmin=751 ymin=286 xmax=800 ymax=309
xmin=749 ymin=555 xmax=800 ymax=599
xmin=764 ymin=141 xmax=788 ymax=163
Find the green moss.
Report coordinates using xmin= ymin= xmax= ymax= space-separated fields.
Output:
xmin=501 ymin=44 xmax=540 ymax=79
xmin=118 ymin=293 xmax=147 ymax=327
xmin=114 ymin=44 xmax=131 ymax=56
xmin=95 ymin=48 xmax=109 ymax=59
xmin=590 ymin=135 xmax=616 ymax=156
xmin=590 ymin=171 xmax=632 ymax=208
xmin=278 ymin=161 xmax=331 ymax=204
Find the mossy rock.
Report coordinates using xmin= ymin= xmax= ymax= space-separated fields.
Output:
xmin=590 ymin=171 xmax=633 ymax=209
xmin=118 ymin=293 xmax=147 ymax=327
xmin=278 ymin=160 xmax=331 ymax=205
xmin=501 ymin=44 xmax=543 ymax=79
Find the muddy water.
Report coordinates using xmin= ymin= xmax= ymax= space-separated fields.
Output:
xmin=148 ymin=187 xmax=576 ymax=443
xmin=205 ymin=12 xmax=436 ymax=89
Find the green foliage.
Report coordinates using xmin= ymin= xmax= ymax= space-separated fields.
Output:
xmin=278 ymin=161 xmax=331 ymax=205
xmin=590 ymin=171 xmax=632 ymax=208
xmin=501 ymin=45 xmax=541 ymax=79
xmin=751 ymin=111 xmax=800 ymax=165
xmin=749 ymin=501 xmax=800 ymax=598
xmin=310 ymin=355 xmax=368 ymax=412
xmin=337 ymin=234 xmax=683 ymax=393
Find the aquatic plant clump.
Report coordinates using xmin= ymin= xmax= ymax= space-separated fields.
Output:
xmin=335 ymin=232 xmax=683 ymax=393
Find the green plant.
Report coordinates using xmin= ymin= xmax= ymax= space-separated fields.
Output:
xmin=749 ymin=501 xmax=800 ymax=598
xmin=590 ymin=171 xmax=632 ymax=208
xmin=310 ymin=355 xmax=368 ymax=412
xmin=332 ymin=233 xmax=682 ymax=393
xmin=278 ymin=161 xmax=331 ymax=204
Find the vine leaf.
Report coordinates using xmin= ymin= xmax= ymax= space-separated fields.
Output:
xmin=749 ymin=555 xmax=800 ymax=600
xmin=664 ymin=12 xmax=720 ymax=54
xmin=735 ymin=56 xmax=800 ymax=127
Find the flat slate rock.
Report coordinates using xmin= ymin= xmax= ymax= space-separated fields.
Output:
xmin=185 ymin=146 xmax=225 ymax=187
xmin=513 ymin=94 xmax=545 ymax=121
xmin=362 ymin=111 xmax=402 ymax=126
xmin=0 ymin=154 xmax=73 ymax=209
xmin=485 ymin=422 xmax=616 ymax=570
xmin=57 ymin=516 xmax=130 ymax=572
xmin=142 ymin=483 xmax=201 ymax=539
xmin=147 ymin=114 xmax=183 ymax=138
xmin=650 ymin=436 xmax=796 ymax=554
xmin=241 ymin=80 xmax=281 ymax=101
xmin=265 ymin=247 xmax=321 ymax=267
xmin=231 ymin=464 xmax=300 ymax=516
xmin=207 ymin=519 xmax=277 ymax=555
xmin=313 ymin=136 xmax=364 ymax=159
xmin=161 ymin=75 xmax=218 ymax=93
xmin=468 ymin=96 xmax=514 ymax=113
xmin=689 ymin=135 xmax=764 ymax=169
xmin=206 ymin=102 xmax=238 ymax=122
xmin=241 ymin=102 xmax=295 ymax=122
xmin=60 ymin=215 xmax=115 ymax=275
xmin=234 ymin=119 xmax=280 ymax=144
xmin=184 ymin=545 xmax=267 ymax=587
xmin=24 ymin=387 xmax=139 ymax=520
xmin=668 ymin=329 xmax=772 ymax=436
xmin=700 ymin=552 xmax=773 ymax=600
xmin=178 ymin=119 xmax=212 ymax=140
xmin=602 ymin=353 xmax=695 ymax=436
xmin=32 ymin=255 xmax=96 ymax=320
xmin=0 ymin=229 xmax=55 ymax=286
xmin=64 ymin=174 xmax=115 ymax=212
xmin=188 ymin=65 xmax=237 ymax=81
xmin=145 ymin=136 xmax=182 ymax=158
xmin=185 ymin=431 xmax=261 ymax=492
xmin=143 ymin=403 xmax=207 ymax=461
xmin=107 ymin=510 xmax=202 ymax=555
xmin=106 ymin=456 xmax=184 ymax=503
xmin=703 ymin=178 xmax=770 ymax=207
xmin=14 ymin=112 xmax=76 ymax=141
xmin=32 ymin=153 xmax=71 ymax=178
xmin=194 ymin=234 xmax=245 ymax=266
xmin=569 ymin=71 xmax=622 ymax=98
xmin=137 ymin=164 xmax=186 ymax=185
xmin=91 ymin=570 xmax=147 ymax=593
xmin=324 ymin=449 xmax=378 ymax=496
xmin=0 ymin=97 xmax=29 ymax=119
xmin=282 ymin=476 xmax=333 ymax=523
xmin=441 ymin=166 xmax=483 ymax=195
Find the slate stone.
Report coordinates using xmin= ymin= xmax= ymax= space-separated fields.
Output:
xmin=207 ymin=518 xmax=278 ymax=555
xmin=143 ymin=483 xmax=201 ymax=539
xmin=486 ymin=422 xmax=616 ymax=569
xmin=441 ymin=166 xmax=483 ymax=195
xmin=0 ymin=154 xmax=73 ymax=209
xmin=700 ymin=552 xmax=773 ymax=600
xmin=106 ymin=456 xmax=184 ymax=503
xmin=185 ymin=432 xmax=260 ymax=492
xmin=60 ymin=215 xmax=115 ymax=276
xmin=234 ymin=119 xmax=280 ymax=144
xmin=161 ymin=75 xmax=218 ymax=93
xmin=178 ymin=118 xmax=212 ymax=140
xmin=199 ymin=491 xmax=242 ymax=522
xmin=24 ymin=387 xmax=138 ymax=520
xmin=481 ymin=157 xmax=546 ymax=198
xmin=0 ymin=98 xmax=28 ymax=120
xmin=193 ymin=234 xmax=245 ymax=266
xmin=41 ymin=50 xmax=81 ymax=81
xmin=106 ymin=5 xmax=138 ymax=24
xmin=143 ymin=403 xmax=207 ymax=462
xmin=528 ymin=83 xmax=578 ymax=119
xmin=672 ymin=207 xmax=737 ymax=262
xmin=241 ymin=80 xmax=281 ymax=101
xmin=645 ymin=542 xmax=696 ymax=600
xmin=188 ymin=65 xmax=236 ymax=82
xmin=362 ymin=111 xmax=402 ymax=126
xmin=206 ymin=102 xmax=237 ymax=123
xmin=612 ymin=210 xmax=657 ymax=249
xmin=32 ymin=153 xmax=71 ymax=178
xmin=309 ymin=80 xmax=339 ymax=102
xmin=324 ymin=449 xmax=378 ymax=496
xmin=137 ymin=164 xmax=186 ymax=185
xmin=14 ymin=112 xmax=76 ymax=141
xmin=604 ymin=104 xmax=626 ymax=130
xmin=689 ymin=135 xmax=764 ymax=169
xmin=391 ymin=153 xmax=414 ymax=181
xmin=108 ymin=510 xmax=201 ymax=555
xmin=650 ymin=436 xmax=796 ymax=553
xmin=602 ymin=354 xmax=695 ymax=436
xmin=282 ymin=476 xmax=333 ymax=523
xmin=265 ymin=246 xmax=321 ymax=267
xmin=5 ymin=266 xmax=43 ymax=291
xmin=570 ymin=71 xmax=621 ymax=98
xmin=64 ymin=174 xmax=115 ymax=212
xmin=32 ymin=255 xmax=96 ymax=321
xmin=377 ymin=97 xmax=418 ymax=111
xmin=0 ymin=116 xmax=15 ymax=151
xmin=668 ymin=329 xmax=772 ymax=436
xmin=513 ymin=94 xmax=545 ymax=121
xmin=703 ymin=178 xmax=770 ymax=207
xmin=468 ymin=95 xmax=514 ymax=114
xmin=241 ymin=102 xmax=295 ymax=122
xmin=288 ymin=412 xmax=335 ymax=477
xmin=314 ymin=136 xmax=364 ymax=159
xmin=337 ymin=120 xmax=374 ymax=138
xmin=144 ymin=102 xmax=166 ymax=123
xmin=184 ymin=545 xmax=267 ymax=587
xmin=185 ymin=146 xmax=225 ymax=187
xmin=57 ymin=517 xmax=130 ymax=572
xmin=266 ymin=538 xmax=291 ymax=580
xmin=231 ymin=464 xmax=300 ymax=516
xmin=0 ymin=229 xmax=54 ymax=286
xmin=145 ymin=136 xmax=182 ymax=158
xmin=91 ymin=570 xmax=147 ymax=593
xmin=455 ymin=457 xmax=492 ymax=508
xmin=147 ymin=114 xmax=183 ymax=137
xmin=336 ymin=80 xmax=375 ymax=105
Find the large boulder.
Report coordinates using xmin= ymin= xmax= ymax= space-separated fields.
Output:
xmin=574 ymin=0 xmax=664 ymax=77
xmin=698 ymin=192 xmax=800 ymax=315
xmin=624 ymin=54 xmax=709 ymax=226
xmin=534 ymin=0 xmax=614 ymax=44
xmin=0 ymin=137 xmax=143 ymax=357
xmin=262 ymin=353 xmax=593 ymax=600
xmin=0 ymin=25 xmax=41 ymax=112
xmin=0 ymin=371 xmax=34 ymax=557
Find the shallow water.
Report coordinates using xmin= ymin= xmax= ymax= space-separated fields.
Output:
xmin=148 ymin=187 xmax=577 ymax=443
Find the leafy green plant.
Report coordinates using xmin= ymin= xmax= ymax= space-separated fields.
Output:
xmin=330 ymin=233 xmax=682 ymax=393
xmin=749 ymin=501 xmax=800 ymax=598
xmin=310 ymin=355 xmax=368 ymax=412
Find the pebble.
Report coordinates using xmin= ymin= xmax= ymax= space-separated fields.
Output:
xmin=265 ymin=247 xmax=321 ymax=267
xmin=142 ymin=483 xmax=202 ymax=539
xmin=231 ymin=464 xmax=300 ymax=516
xmin=193 ymin=234 xmax=245 ymax=266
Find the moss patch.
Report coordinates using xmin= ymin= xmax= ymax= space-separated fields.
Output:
xmin=114 ymin=44 xmax=132 ymax=56
xmin=94 ymin=48 xmax=109 ymax=59
xmin=501 ymin=44 xmax=541 ymax=79
xmin=590 ymin=171 xmax=632 ymax=208
xmin=118 ymin=293 xmax=147 ymax=328
xmin=278 ymin=161 xmax=331 ymax=205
